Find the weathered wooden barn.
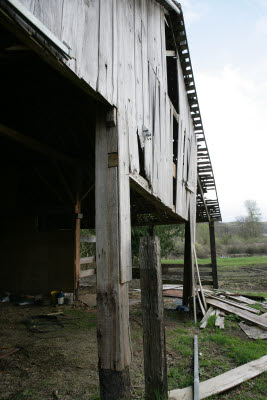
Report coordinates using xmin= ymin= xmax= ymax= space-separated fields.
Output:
xmin=0 ymin=0 xmax=221 ymax=398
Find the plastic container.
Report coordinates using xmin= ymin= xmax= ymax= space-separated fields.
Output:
xmin=57 ymin=292 xmax=65 ymax=305
xmin=51 ymin=291 xmax=60 ymax=305
xmin=64 ymin=293 xmax=74 ymax=305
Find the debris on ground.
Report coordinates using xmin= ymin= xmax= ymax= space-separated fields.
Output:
xmin=169 ymin=354 xmax=267 ymax=400
xmin=197 ymin=288 xmax=267 ymax=336
xmin=0 ymin=347 xmax=20 ymax=359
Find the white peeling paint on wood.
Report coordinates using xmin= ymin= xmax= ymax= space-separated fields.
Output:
xmin=16 ymin=0 xmax=198 ymax=222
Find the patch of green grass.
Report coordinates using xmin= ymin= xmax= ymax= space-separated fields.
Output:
xmin=224 ymin=314 xmax=241 ymax=328
xmin=239 ymin=291 xmax=267 ymax=299
xmin=162 ymin=256 xmax=267 ymax=267
xmin=63 ymin=308 xmax=96 ymax=329
xmin=89 ymin=394 xmax=101 ymax=400
xmin=168 ymin=330 xmax=193 ymax=357
xmin=206 ymin=315 xmax=216 ymax=328
xmin=168 ymin=365 xmax=193 ymax=390
xmin=248 ymin=303 xmax=264 ymax=311
xmin=201 ymin=331 xmax=267 ymax=365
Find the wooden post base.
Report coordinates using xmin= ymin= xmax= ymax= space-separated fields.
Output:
xmin=99 ymin=367 xmax=131 ymax=400
xmin=140 ymin=237 xmax=168 ymax=400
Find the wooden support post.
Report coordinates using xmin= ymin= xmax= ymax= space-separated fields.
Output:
xmin=96 ymin=108 xmax=131 ymax=400
xmin=148 ymin=225 xmax=155 ymax=236
xmin=209 ymin=221 xmax=219 ymax=289
xmin=139 ymin=237 xmax=168 ymax=400
xmin=74 ymin=168 xmax=82 ymax=299
xmin=183 ymin=220 xmax=193 ymax=306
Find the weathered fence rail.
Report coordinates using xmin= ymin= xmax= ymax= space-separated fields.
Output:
xmin=133 ymin=263 xmax=214 ymax=286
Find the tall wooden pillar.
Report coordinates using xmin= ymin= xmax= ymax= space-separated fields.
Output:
xmin=95 ymin=107 xmax=132 ymax=400
xmin=209 ymin=221 xmax=219 ymax=289
xmin=183 ymin=219 xmax=193 ymax=306
xmin=74 ymin=168 xmax=82 ymax=299
xmin=139 ymin=237 xmax=168 ymax=400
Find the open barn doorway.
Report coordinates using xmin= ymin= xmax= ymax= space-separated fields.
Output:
xmin=0 ymin=24 xmax=97 ymax=297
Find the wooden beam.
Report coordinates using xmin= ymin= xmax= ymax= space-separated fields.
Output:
xmin=139 ymin=237 xmax=168 ymax=400
xmin=96 ymin=108 xmax=131 ymax=399
xmin=206 ymin=298 xmax=267 ymax=329
xmin=54 ymin=162 xmax=75 ymax=204
xmin=183 ymin=219 xmax=193 ymax=306
xmin=0 ymin=123 xmax=85 ymax=166
xmin=169 ymin=355 xmax=267 ymax=400
xmin=34 ymin=168 xmax=65 ymax=203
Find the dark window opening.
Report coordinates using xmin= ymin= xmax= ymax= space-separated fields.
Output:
xmin=137 ymin=132 xmax=146 ymax=180
xmin=173 ymin=116 xmax=178 ymax=207
xmin=165 ymin=17 xmax=179 ymax=114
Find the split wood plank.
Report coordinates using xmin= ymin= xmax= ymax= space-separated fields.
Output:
xmin=227 ymin=295 xmax=257 ymax=305
xmin=169 ymin=355 xmax=267 ymax=400
xmin=206 ymin=294 xmax=261 ymax=314
xmin=199 ymin=306 xmax=215 ymax=329
xmin=80 ymin=256 xmax=95 ymax=265
xmin=239 ymin=322 xmax=267 ymax=340
xmin=79 ymin=269 xmax=95 ymax=278
xmin=206 ymin=298 xmax=267 ymax=330
xmin=215 ymin=315 xmax=225 ymax=329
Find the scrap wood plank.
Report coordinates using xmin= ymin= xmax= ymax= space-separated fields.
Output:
xmin=215 ymin=315 xmax=225 ymax=329
xmin=79 ymin=269 xmax=95 ymax=278
xmin=227 ymin=295 xmax=257 ymax=305
xmin=169 ymin=355 xmax=267 ymax=400
xmin=206 ymin=294 xmax=261 ymax=314
xmin=200 ymin=306 xmax=215 ymax=329
xmin=206 ymin=298 xmax=267 ymax=330
xmin=239 ymin=322 xmax=267 ymax=340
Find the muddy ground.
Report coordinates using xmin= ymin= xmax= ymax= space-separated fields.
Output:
xmin=0 ymin=264 xmax=266 ymax=400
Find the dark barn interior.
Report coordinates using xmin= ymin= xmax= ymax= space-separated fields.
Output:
xmin=0 ymin=24 xmax=96 ymax=295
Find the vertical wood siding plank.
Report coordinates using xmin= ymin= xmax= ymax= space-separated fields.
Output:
xmin=135 ymin=0 xmax=144 ymax=148
xmin=19 ymin=0 xmax=35 ymax=12
xmin=118 ymin=113 xmax=132 ymax=283
xmin=34 ymin=0 xmax=63 ymax=39
xmin=141 ymin=0 xmax=150 ymax=132
xmin=98 ymin=0 xmax=113 ymax=103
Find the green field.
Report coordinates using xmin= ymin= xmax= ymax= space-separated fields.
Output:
xmin=162 ymin=256 xmax=267 ymax=266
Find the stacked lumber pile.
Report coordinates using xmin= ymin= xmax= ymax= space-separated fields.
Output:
xmin=199 ymin=288 xmax=267 ymax=339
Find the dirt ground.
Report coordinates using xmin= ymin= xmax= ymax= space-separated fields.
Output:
xmin=217 ymin=264 xmax=267 ymax=293
xmin=1 ymin=264 xmax=266 ymax=400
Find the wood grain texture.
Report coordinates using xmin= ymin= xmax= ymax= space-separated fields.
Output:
xmin=169 ymin=355 xmax=267 ymax=400
xmin=95 ymin=108 xmax=131 ymax=373
xmin=16 ymin=0 xmax=199 ymax=222
xmin=139 ymin=236 xmax=168 ymax=400
xmin=206 ymin=298 xmax=267 ymax=329
xmin=34 ymin=0 xmax=63 ymax=39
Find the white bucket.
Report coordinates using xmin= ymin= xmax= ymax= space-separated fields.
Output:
xmin=57 ymin=295 xmax=64 ymax=305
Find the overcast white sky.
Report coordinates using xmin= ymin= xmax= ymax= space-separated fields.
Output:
xmin=181 ymin=0 xmax=267 ymax=221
